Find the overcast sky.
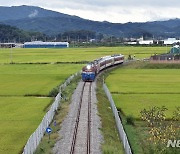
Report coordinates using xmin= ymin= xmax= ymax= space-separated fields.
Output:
xmin=0 ymin=0 xmax=180 ymax=23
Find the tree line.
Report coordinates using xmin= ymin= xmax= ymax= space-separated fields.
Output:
xmin=0 ymin=24 xmax=105 ymax=43
xmin=1 ymin=24 xmax=169 ymax=46
xmin=0 ymin=24 xmax=47 ymax=43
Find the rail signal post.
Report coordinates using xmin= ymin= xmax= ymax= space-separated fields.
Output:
xmin=46 ymin=127 xmax=52 ymax=141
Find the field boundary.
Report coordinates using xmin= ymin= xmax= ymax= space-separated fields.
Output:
xmin=22 ymin=72 xmax=80 ymax=154
xmin=103 ymin=83 xmax=132 ymax=154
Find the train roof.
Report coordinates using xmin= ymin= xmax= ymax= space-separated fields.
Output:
xmin=94 ymin=54 xmax=124 ymax=63
xmin=111 ymin=54 xmax=123 ymax=57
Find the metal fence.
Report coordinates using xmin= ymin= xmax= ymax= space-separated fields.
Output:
xmin=103 ymin=84 xmax=132 ymax=154
xmin=23 ymin=73 xmax=79 ymax=154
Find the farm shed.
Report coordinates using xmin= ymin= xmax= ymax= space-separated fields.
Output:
xmin=150 ymin=53 xmax=174 ymax=61
xmin=0 ymin=43 xmax=15 ymax=48
xmin=150 ymin=45 xmax=180 ymax=63
xmin=23 ymin=41 xmax=69 ymax=48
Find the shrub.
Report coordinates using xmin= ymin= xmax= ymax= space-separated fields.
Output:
xmin=48 ymin=87 xmax=59 ymax=97
xmin=126 ymin=115 xmax=135 ymax=126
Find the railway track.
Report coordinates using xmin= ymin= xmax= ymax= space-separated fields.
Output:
xmin=70 ymin=82 xmax=92 ymax=154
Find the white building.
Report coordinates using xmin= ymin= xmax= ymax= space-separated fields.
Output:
xmin=163 ymin=38 xmax=180 ymax=45
xmin=139 ymin=40 xmax=154 ymax=45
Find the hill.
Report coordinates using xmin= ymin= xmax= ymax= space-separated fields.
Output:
xmin=0 ymin=5 xmax=77 ymax=21
xmin=1 ymin=5 xmax=180 ymax=37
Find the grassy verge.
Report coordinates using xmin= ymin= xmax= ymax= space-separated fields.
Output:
xmin=119 ymin=114 xmax=145 ymax=154
xmin=96 ymin=73 xmax=124 ymax=154
xmin=34 ymin=75 xmax=81 ymax=154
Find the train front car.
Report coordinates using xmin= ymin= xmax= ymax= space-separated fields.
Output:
xmin=81 ymin=63 xmax=97 ymax=82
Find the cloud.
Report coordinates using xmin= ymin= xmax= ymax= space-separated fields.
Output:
xmin=0 ymin=0 xmax=180 ymax=23
xmin=44 ymin=0 xmax=180 ymax=8
xmin=28 ymin=9 xmax=38 ymax=18
xmin=53 ymin=5 xmax=180 ymax=23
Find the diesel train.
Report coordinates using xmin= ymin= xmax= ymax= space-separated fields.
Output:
xmin=82 ymin=54 xmax=124 ymax=81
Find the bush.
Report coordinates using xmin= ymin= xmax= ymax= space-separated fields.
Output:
xmin=126 ymin=115 xmax=135 ymax=126
xmin=48 ymin=87 xmax=59 ymax=97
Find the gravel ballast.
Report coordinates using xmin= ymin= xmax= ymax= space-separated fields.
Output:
xmin=53 ymin=81 xmax=103 ymax=154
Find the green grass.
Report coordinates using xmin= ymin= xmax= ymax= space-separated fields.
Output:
xmin=121 ymin=61 xmax=180 ymax=69
xmin=105 ymin=62 xmax=180 ymax=153
xmin=112 ymin=94 xmax=180 ymax=119
xmin=0 ymin=64 xmax=82 ymax=154
xmin=0 ymin=46 xmax=169 ymax=63
xmin=106 ymin=68 xmax=180 ymax=118
xmin=120 ymin=116 xmax=145 ymax=154
xmin=0 ymin=64 xmax=82 ymax=96
xmin=106 ymin=69 xmax=180 ymax=94
xmin=0 ymin=97 xmax=51 ymax=154
xmin=96 ymin=76 xmax=124 ymax=154
xmin=0 ymin=64 xmax=82 ymax=74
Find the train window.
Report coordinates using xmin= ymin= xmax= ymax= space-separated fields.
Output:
xmin=94 ymin=61 xmax=98 ymax=65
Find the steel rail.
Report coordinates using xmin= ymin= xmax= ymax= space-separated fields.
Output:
xmin=70 ymin=82 xmax=92 ymax=154
xmin=87 ymin=82 xmax=92 ymax=154
xmin=70 ymin=82 xmax=86 ymax=154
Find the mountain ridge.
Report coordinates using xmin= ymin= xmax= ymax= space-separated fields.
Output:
xmin=0 ymin=5 xmax=81 ymax=21
xmin=0 ymin=5 xmax=180 ymax=37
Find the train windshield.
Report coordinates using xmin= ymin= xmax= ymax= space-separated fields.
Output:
xmin=86 ymin=62 xmax=94 ymax=69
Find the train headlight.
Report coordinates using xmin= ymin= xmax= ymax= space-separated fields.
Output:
xmin=87 ymin=65 xmax=91 ymax=70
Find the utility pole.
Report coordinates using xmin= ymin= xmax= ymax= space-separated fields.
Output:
xmin=10 ymin=44 xmax=13 ymax=64
xmin=87 ymin=35 xmax=89 ymax=43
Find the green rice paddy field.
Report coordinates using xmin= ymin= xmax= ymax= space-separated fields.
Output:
xmin=0 ymin=97 xmax=51 ymax=154
xmin=105 ymin=62 xmax=180 ymax=153
xmin=0 ymin=46 xmax=169 ymax=63
xmin=0 ymin=46 xmax=170 ymax=153
xmin=0 ymin=64 xmax=82 ymax=154
xmin=106 ymin=68 xmax=180 ymax=119
xmin=0 ymin=64 xmax=82 ymax=96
